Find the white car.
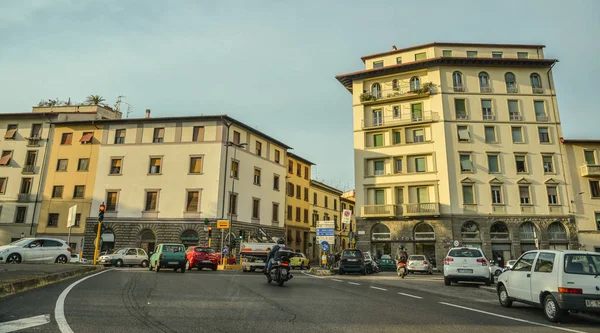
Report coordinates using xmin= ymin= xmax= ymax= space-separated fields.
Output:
xmin=497 ymin=250 xmax=600 ymax=322
xmin=0 ymin=238 xmax=71 ymax=264
xmin=70 ymin=254 xmax=89 ymax=264
xmin=443 ymin=247 xmax=492 ymax=286
xmin=407 ymin=255 xmax=433 ymax=274
xmin=98 ymin=248 xmax=149 ymax=267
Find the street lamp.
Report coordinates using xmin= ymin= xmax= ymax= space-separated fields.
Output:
xmin=223 ymin=141 xmax=246 ymax=264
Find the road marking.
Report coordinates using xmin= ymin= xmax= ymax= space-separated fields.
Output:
xmin=397 ymin=292 xmax=423 ymax=299
xmin=332 ymin=279 xmax=343 ymax=282
xmin=370 ymin=286 xmax=387 ymax=291
xmin=439 ymin=302 xmax=587 ymax=333
xmin=56 ymin=269 xmax=113 ymax=333
xmin=0 ymin=314 xmax=50 ymax=333
xmin=348 ymin=282 xmax=360 ymax=285
xmin=300 ymin=271 xmax=324 ymax=279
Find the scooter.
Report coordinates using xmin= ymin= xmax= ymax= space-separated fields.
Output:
xmin=397 ymin=262 xmax=407 ymax=278
xmin=266 ymin=248 xmax=295 ymax=286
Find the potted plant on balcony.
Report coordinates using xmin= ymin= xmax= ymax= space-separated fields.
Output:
xmin=360 ymin=92 xmax=377 ymax=102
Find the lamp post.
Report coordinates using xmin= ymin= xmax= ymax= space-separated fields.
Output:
xmin=224 ymin=141 xmax=246 ymax=264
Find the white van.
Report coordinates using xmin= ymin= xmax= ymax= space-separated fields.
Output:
xmin=240 ymin=243 xmax=276 ymax=272
xmin=497 ymin=250 xmax=600 ymax=322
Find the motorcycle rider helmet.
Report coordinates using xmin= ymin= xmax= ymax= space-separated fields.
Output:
xmin=276 ymin=237 xmax=285 ymax=245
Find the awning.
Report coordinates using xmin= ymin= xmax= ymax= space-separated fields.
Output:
xmin=0 ymin=153 xmax=12 ymax=165
xmin=4 ymin=129 xmax=16 ymax=139
xmin=80 ymin=133 xmax=93 ymax=143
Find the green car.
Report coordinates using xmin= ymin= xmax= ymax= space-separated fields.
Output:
xmin=377 ymin=258 xmax=396 ymax=271
xmin=149 ymin=243 xmax=187 ymax=273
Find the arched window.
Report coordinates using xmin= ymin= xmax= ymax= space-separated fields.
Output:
xmin=410 ymin=77 xmax=420 ymax=91
xmin=100 ymin=229 xmax=115 ymax=253
xmin=530 ymin=73 xmax=543 ymax=93
xmin=180 ymin=229 xmax=199 ymax=247
xmin=414 ymin=223 xmax=435 ymax=240
xmin=461 ymin=221 xmax=480 ymax=239
xmin=371 ymin=223 xmax=391 ymax=241
xmin=138 ymin=229 xmax=157 ymax=253
xmin=478 ymin=72 xmax=491 ymax=92
xmin=392 ymin=79 xmax=399 ymax=90
xmin=505 ymin=72 xmax=517 ymax=92
xmin=371 ymin=83 xmax=381 ymax=98
xmin=490 ymin=222 xmax=510 ymax=239
xmin=519 ymin=222 xmax=537 ymax=241
xmin=452 ymin=71 xmax=464 ymax=91
xmin=548 ymin=222 xmax=567 ymax=241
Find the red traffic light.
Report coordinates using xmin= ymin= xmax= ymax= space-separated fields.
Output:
xmin=99 ymin=204 xmax=106 ymax=212
xmin=208 ymin=226 xmax=212 ymax=231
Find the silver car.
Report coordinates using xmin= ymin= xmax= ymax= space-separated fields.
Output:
xmin=98 ymin=248 xmax=149 ymax=267
xmin=407 ymin=255 xmax=433 ymax=274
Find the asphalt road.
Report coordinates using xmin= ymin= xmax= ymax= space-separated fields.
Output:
xmin=0 ymin=268 xmax=599 ymax=333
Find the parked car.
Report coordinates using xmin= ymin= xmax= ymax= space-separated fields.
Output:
xmin=185 ymin=246 xmax=219 ymax=271
xmin=504 ymin=259 xmax=517 ymax=270
xmin=70 ymin=254 xmax=89 ymax=264
xmin=0 ymin=238 xmax=71 ymax=264
xmin=381 ymin=254 xmax=392 ymax=260
xmin=489 ymin=260 xmax=504 ymax=276
xmin=339 ymin=248 xmax=366 ymax=275
xmin=407 ymin=255 xmax=433 ymax=274
xmin=443 ymin=247 xmax=492 ymax=286
xmin=377 ymin=258 xmax=396 ymax=271
xmin=290 ymin=252 xmax=310 ymax=269
xmin=149 ymin=244 xmax=186 ymax=273
xmin=363 ymin=251 xmax=376 ymax=274
xmin=98 ymin=248 xmax=149 ymax=267
xmin=497 ymin=250 xmax=600 ymax=322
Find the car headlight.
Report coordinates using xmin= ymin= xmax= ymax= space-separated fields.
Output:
xmin=0 ymin=249 xmax=9 ymax=254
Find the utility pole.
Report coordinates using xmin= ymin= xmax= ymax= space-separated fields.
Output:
xmin=92 ymin=203 xmax=105 ymax=265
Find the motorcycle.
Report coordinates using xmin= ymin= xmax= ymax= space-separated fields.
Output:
xmin=266 ymin=248 xmax=294 ymax=286
xmin=397 ymin=262 xmax=407 ymax=278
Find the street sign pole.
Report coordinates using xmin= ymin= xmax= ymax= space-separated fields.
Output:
xmin=92 ymin=203 xmax=105 ymax=265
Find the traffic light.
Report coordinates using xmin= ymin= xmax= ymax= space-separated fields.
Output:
xmin=238 ymin=230 xmax=243 ymax=240
xmin=208 ymin=226 xmax=212 ymax=238
xmin=98 ymin=202 xmax=105 ymax=222
xmin=204 ymin=218 xmax=209 ymax=226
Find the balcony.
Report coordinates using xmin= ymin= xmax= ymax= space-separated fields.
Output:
xmin=536 ymin=115 xmax=549 ymax=122
xmin=480 ymin=86 xmax=492 ymax=93
xmin=362 ymin=110 xmax=439 ymax=129
xmin=26 ymin=137 xmax=41 ymax=147
xmin=532 ymin=87 xmax=544 ymax=94
xmin=507 ymin=86 xmax=518 ymax=93
xmin=482 ymin=113 xmax=495 ymax=121
xmin=509 ymin=113 xmax=522 ymax=121
xmin=580 ymin=164 xmax=600 ymax=177
xmin=402 ymin=202 xmax=440 ymax=217
xmin=361 ymin=204 xmax=396 ymax=218
xmin=453 ymin=85 xmax=465 ymax=92
xmin=360 ymin=85 xmax=434 ymax=106
xmin=22 ymin=165 xmax=35 ymax=174
xmin=17 ymin=193 xmax=35 ymax=202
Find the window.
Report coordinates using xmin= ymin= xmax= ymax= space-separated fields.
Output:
xmin=233 ymin=131 xmax=241 ymax=144
xmin=145 ymin=191 xmax=158 ymax=211
xmin=547 ymin=186 xmax=559 ymax=205
xmin=80 ymin=132 xmax=93 ymax=144
xmin=273 ymin=175 xmax=280 ymax=190
xmin=272 ymin=203 xmax=279 ymax=222
xmin=519 ymin=185 xmax=531 ymax=204
xmin=414 ymin=52 xmax=426 ymax=61
xmin=463 ymin=184 xmax=475 ymax=204
xmin=543 ymin=155 xmax=554 ymax=173
xmin=229 ymin=193 xmax=238 ymax=215
xmin=538 ymin=127 xmax=550 ymax=143
xmin=373 ymin=61 xmax=383 ymax=68
xmin=396 ymin=57 xmax=402 ymax=64
xmin=52 ymin=186 xmax=64 ymax=198
xmin=442 ymin=50 xmax=452 ymax=57
xmin=467 ymin=51 xmax=478 ymax=58
xmin=491 ymin=185 xmax=503 ymax=204
xmin=508 ymin=100 xmax=520 ymax=120
xmin=153 ymin=128 xmax=164 ymax=143
xmin=254 ymin=168 xmax=261 ymax=185
xmin=149 ymin=157 xmax=162 ymax=174
xmin=106 ymin=192 xmax=118 ymax=211
xmin=15 ymin=207 xmax=26 ymax=223
xmin=488 ymin=154 xmax=500 ymax=173
xmin=392 ymin=130 xmax=401 ymax=144
xmin=287 ymin=183 xmax=294 ymax=197
xmin=452 ymin=71 xmax=464 ymax=91
xmin=20 ymin=178 xmax=32 ymax=194
xmin=74 ymin=213 xmax=81 ymax=227
xmin=73 ymin=185 xmax=85 ymax=198
xmin=56 ymin=159 xmax=68 ymax=171
xmin=304 ymin=166 xmax=309 ymax=179
xmin=373 ymin=134 xmax=383 ymax=147
xmin=295 ymin=207 xmax=301 ymax=221
xmin=371 ymin=83 xmax=381 ymax=98
xmin=460 ymin=154 xmax=473 ymax=173
xmin=47 ymin=213 xmax=59 ymax=227
xmin=0 ymin=177 xmax=6 ymax=194
xmin=455 ymin=99 xmax=467 ymax=119
xmin=303 ymin=209 xmax=309 ymax=223
xmin=0 ymin=151 xmax=12 ymax=166
xmin=296 ymin=185 xmax=301 ymax=199
xmin=374 ymin=160 xmax=384 ymax=175
xmin=505 ymin=72 xmax=517 ymax=93
xmin=590 ymin=180 xmax=600 ymax=198
xmin=189 ymin=156 xmax=203 ymax=174
xmin=478 ymin=72 xmax=490 ymax=92
xmin=287 ymin=205 xmax=292 ymax=220
xmin=492 ymin=51 xmax=503 ymax=58
xmin=274 ymin=150 xmax=281 ymax=163
xmin=411 ymin=103 xmax=423 ymax=121
xmin=481 ymin=100 xmax=493 ymax=120
xmin=515 ymin=155 xmax=527 ymax=173
xmin=325 ymin=196 xmax=329 ymax=208
xmin=114 ymin=129 xmax=126 ymax=144
xmin=334 ymin=199 xmax=337 ymax=210
xmin=517 ymin=52 xmax=528 ymax=59
xmin=296 ymin=163 xmax=301 ymax=177
xmin=192 ymin=126 xmax=204 ymax=142
xmin=585 ymin=151 xmax=597 ymax=165
xmin=595 ymin=213 xmax=600 ymax=230
xmin=457 ymin=125 xmax=470 ymax=142
xmin=110 ymin=158 xmax=122 ymax=175
xmin=256 ymin=141 xmax=262 ymax=156
xmin=534 ymin=101 xmax=547 ymax=121
xmin=231 ymin=160 xmax=239 ymax=178
xmin=410 ymin=77 xmax=420 ymax=91
xmin=30 ymin=124 xmax=42 ymax=138
xmin=415 ymin=157 xmax=426 ymax=172
xmin=413 ymin=129 xmax=424 ymax=143
xmin=394 ymin=158 xmax=402 ymax=173
xmin=288 ymin=160 xmax=293 ymax=173
xmin=304 ymin=188 xmax=308 ymax=201
xmin=395 ymin=188 xmax=404 ymax=205
xmin=461 ymin=221 xmax=480 ymax=239
xmin=60 ymin=133 xmax=73 ymax=145
xmin=4 ymin=124 xmax=17 ymax=139
xmin=533 ymin=252 xmax=555 ymax=273
xmin=252 ymin=198 xmax=260 ymax=219
xmin=484 ymin=126 xmax=496 ymax=143
xmin=530 ymin=73 xmax=543 ymax=93
xmin=512 ymin=252 xmax=537 ymax=272
xmin=512 ymin=127 xmax=524 ymax=143
xmin=393 ymin=105 xmax=400 ymax=117
xmin=313 ymin=193 xmax=317 ymax=205
xmin=77 ymin=158 xmax=89 ymax=171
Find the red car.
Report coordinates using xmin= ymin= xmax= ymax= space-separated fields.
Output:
xmin=185 ymin=246 xmax=219 ymax=271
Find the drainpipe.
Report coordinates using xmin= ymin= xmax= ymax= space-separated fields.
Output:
xmin=30 ymin=120 xmax=54 ymax=235
xmin=220 ymin=119 xmax=232 ymax=218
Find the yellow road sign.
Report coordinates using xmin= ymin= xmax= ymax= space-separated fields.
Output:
xmin=217 ymin=220 xmax=230 ymax=229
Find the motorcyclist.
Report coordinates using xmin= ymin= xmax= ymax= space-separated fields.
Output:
xmin=265 ymin=237 xmax=285 ymax=274
xmin=397 ymin=246 xmax=408 ymax=275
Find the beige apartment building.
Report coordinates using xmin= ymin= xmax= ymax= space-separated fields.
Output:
xmin=284 ymin=152 xmax=314 ymax=254
xmin=308 ymin=180 xmax=342 ymax=260
xmin=336 ymin=42 xmax=579 ymax=268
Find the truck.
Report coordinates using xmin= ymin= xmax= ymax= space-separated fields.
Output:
xmin=240 ymin=242 xmax=276 ymax=273
xmin=149 ymin=243 xmax=187 ymax=273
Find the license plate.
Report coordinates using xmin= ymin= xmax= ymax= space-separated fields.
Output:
xmin=202 ymin=260 xmax=212 ymax=263
xmin=585 ymin=299 xmax=600 ymax=308
xmin=458 ymin=269 xmax=473 ymax=273
xmin=281 ymin=269 xmax=288 ymax=275
xmin=255 ymin=260 xmax=263 ymax=263
xmin=168 ymin=261 xmax=178 ymax=265
xmin=348 ymin=259 xmax=357 ymax=262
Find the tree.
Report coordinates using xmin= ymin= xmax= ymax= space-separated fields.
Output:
xmin=85 ymin=95 xmax=105 ymax=105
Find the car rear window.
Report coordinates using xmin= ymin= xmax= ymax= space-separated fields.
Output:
xmin=409 ymin=255 xmax=425 ymax=260
xmin=194 ymin=248 xmax=214 ymax=253
xmin=564 ymin=254 xmax=600 ymax=275
xmin=448 ymin=249 xmax=483 ymax=258
xmin=342 ymin=250 xmax=362 ymax=258
xmin=163 ymin=245 xmax=184 ymax=252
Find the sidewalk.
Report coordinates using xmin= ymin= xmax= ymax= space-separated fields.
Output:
xmin=0 ymin=264 xmax=102 ymax=297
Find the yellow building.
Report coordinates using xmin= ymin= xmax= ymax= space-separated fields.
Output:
xmin=36 ymin=123 xmax=104 ymax=252
xmin=284 ymin=152 xmax=314 ymax=254
xmin=309 ymin=180 xmax=342 ymax=260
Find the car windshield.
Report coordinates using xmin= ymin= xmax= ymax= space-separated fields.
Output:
xmin=381 ymin=259 xmax=393 ymax=264
xmin=408 ymin=255 xmax=425 ymax=260
xmin=564 ymin=254 xmax=600 ymax=275
xmin=111 ymin=249 xmax=126 ymax=255
xmin=163 ymin=245 xmax=185 ymax=252
xmin=7 ymin=239 xmax=33 ymax=247
xmin=342 ymin=250 xmax=361 ymax=258
xmin=194 ymin=248 xmax=214 ymax=253
xmin=448 ymin=249 xmax=482 ymax=258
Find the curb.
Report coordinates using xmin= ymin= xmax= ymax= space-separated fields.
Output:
xmin=0 ymin=265 xmax=104 ymax=298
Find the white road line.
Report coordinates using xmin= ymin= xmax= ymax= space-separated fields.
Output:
xmin=332 ymin=279 xmax=343 ymax=282
xmin=348 ymin=282 xmax=360 ymax=285
xmin=300 ymin=271 xmax=324 ymax=279
xmin=55 ymin=269 xmax=113 ymax=333
xmin=0 ymin=314 xmax=50 ymax=333
xmin=397 ymin=292 xmax=423 ymax=299
xmin=369 ymin=286 xmax=388 ymax=291
xmin=439 ymin=302 xmax=587 ymax=333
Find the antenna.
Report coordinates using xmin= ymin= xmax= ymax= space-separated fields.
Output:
xmin=114 ymin=95 xmax=134 ymax=118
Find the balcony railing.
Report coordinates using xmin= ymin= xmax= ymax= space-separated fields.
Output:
xmin=17 ymin=193 xmax=35 ymax=202
xmin=580 ymin=164 xmax=600 ymax=177
xmin=455 ymin=113 xmax=468 ymax=120
xmin=360 ymin=85 xmax=434 ymax=105
xmin=532 ymin=87 xmax=544 ymax=94
xmin=453 ymin=85 xmax=465 ymax=92
xmin=536 ymin=115 xmax=548 ymax=122
xmin=361 ymin=204 xmax=396 ymax=218
xmin=362 ymin=110 xmax=439 ymax=129
xmin=482 ymin=113 xmax=495 ymax=121
xmin=480 ymin=86 xmax=492 ymax=93
xmin=27 ymin=137 xmax=41 ymax=147
xmin=402 ymin=202 xmax=440 ymax=216
xmin=509 ymin=113 xmax=522 ymax=121
xmin=506 ymin=86 xmax=518 ymax=93
xmin=22 ymin=165 xmax=35 ymax=174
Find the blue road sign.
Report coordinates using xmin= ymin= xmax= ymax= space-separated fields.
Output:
xmin=222 ymin=245 xmax=229 ymax=254
xmin=321 ymin=241 xmax=330 ymax=252
xmin=348 ymin=231 xmax=355 ymax=240
xmin=316 ymin=228 xmax=335 ymax=236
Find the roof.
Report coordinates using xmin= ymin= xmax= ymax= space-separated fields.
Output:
xmin=360 ymin=42 xmax=546 ymax=62
xmin=561 ymin=138 xmax=600 ymax=144
xmin=287 ymin=152 xmax=315 ymax=166
xmin=52 ymin=114 xmax=292 ymax=149
xmin=336 ymin=57 xmax=558 ymax=92
xmin=0 ymin=112 xmax=65 ymax=119
xmin=310 ymin=179 xmax=343 ymax=195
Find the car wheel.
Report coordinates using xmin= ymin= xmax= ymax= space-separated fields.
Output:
xmin=6 ymin=253 xmax=22 ymax=264
xmin=498 ymin=285 xmax=512 ymax=308
xmin=362 ymin=268 xmax=367 ymax=275
xmin=56 ymin=255 xmax=68 ymax=264
xmin=300 ymin=263 xmax=304 ymax=270
xmin=543 ymin=294 xmax=566 ymax=323
xmin=495 ymin=269 xmax=502 ymax=277
xmin=115 ymin=259 xmax=123 ymax=267
xmin=339 ymin=268 xmax=345 ymax=275
xmin=444 ymin=277 xmax=451 ymax=286
xmin=484 ymin=278 xmax=491 ymax=286
xmin=180 ymin=266 xmax=185 ymax=273
xmin=155 ymin=264 xmax=161 ymax=273
xmin=148 ymin=262 xmax=153 ymax=271
xmin=141 ymin=260 xmax=148 ymax=268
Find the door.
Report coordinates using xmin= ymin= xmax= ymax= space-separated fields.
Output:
xmin=372 ymin=110 xmax=382 ymax=126
xmin=411 ymin=103 xmax=423 ymax=121
xmin=529 ymin=252 xmax=556 ymax=305
xmin=137 ymin=249 xmax=148 ymax=263
xmin=42 ymin=239 xmax=64 ymax=263
xmin=124 ymin=248 xmax=137 ymax=265
xmin=417 ymin=187 xmax=429 ymax=203
xmin=507 ymin=251 xmax=538 ymax=301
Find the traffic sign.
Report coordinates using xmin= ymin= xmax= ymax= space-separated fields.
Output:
xmin=341 ymin=209 xmax=352 ymax=224
xmin=321 ymin=241 xmax=330 ymax=252
xmin=316 ymin=221 xmax=335 ymax=246
xmin=453 ymin=240 xmax=460 ymax=247
xmin=222 ymin=245 xmax=229 ymax=254
xmin=217 ymin=220 xmax=230 ymax=229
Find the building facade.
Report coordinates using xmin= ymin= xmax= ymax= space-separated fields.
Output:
xmin=336 ymin=42 xmax=579 ymax=268
xmin=308 ymin=180 xmax=342 ymax=260
xmin=284 ymin=152 xmax=314 ymax=253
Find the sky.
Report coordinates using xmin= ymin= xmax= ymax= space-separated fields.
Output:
xmin=0 ymin=0 xmax=598 ymax=190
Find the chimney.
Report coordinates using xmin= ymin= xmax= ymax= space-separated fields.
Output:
xmin=145 ymin=109 xmax=151 ymax=118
